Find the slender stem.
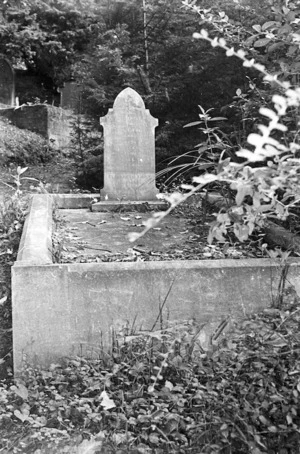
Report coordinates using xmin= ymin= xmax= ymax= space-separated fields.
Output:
xmin=142 ymin=0 xmax=149 ymax=73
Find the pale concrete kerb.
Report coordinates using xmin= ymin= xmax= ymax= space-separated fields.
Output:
xmin=91 ymin=200 xmax=168 ymax=212
xmin=16 ymin=194 xmax=53 ymax=265
xmin=53 ymin=194 xmax=100 ymax=209
xmin=12 ymin=258 xmax=300 ymax=373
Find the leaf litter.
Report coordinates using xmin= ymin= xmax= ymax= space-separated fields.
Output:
xmin=53 ymin=201 xmax=267 ymax=264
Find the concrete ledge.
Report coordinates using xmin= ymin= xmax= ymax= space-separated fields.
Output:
xmin=12 ymin=258 xmax=300 ymax=372
xmin=53 ymin=193 xmax=100 ymax=209
xmin=91 ymin=200 xmax=168 ymax=212
xmin=16 ymin=194 xmax=53 ymax=265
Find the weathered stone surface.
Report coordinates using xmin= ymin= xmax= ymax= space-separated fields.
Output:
xmin=0 ymin=58 xmax=14 ymax=106
xmin=100 ymin=88 xmax=158 ymax=201
xmin=58 ymin=81 xmax=82 ymax=111
xmin=16 ymin=195 xmax=53 ymax=265
xmin=0 ymin=104 xmax=73 ymax=150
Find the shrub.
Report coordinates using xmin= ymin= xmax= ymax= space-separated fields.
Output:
xmin=131 ymin=26 xmax=300 ymax=248
xmin=70 ymin=114 xmax=103 ymax=190
xmin=0 ymin=117 xmax=55 ymax=166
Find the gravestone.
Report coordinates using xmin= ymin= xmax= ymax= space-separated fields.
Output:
xmin=0 ymin=57 xmax=14 ymax=106
xmin=58 ymin=81 xmax=81 ymax=111
xmin=100 ymin=87 xmax=159 ymax=201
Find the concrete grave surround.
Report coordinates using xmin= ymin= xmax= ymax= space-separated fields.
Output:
xmin=100 ymin=87 xmax=158 ymax=201
xmin=11 ymin=89 xmax=300 ymax=374
xmin=0 ymin=57 xmax=15 ymax=106
xmin=12 ymin=193 xmax=300 ymax=373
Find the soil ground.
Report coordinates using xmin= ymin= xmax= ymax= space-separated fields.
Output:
xmin=54 ymin=200 xmax=265 ymax=264
xmin=0 ymin=155 xmax=79 ymax=199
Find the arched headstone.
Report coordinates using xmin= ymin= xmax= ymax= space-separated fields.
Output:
xmin=0 ymin=57 xmax=14 ymax=106
xmin=100 ymin=87 xmax=158 ymax=201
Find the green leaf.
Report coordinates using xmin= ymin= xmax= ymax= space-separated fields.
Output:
xmin=262 ymin=21 xmax=280 ymax=31
xmin=14 ymin=409 xmax=29 ymax=422
xmin=259 ymin=415 xmax=269 ymax=425
xmin=235 ymin=184 xmax=252 ymax=206
xmin=267 ymin=42 xmax=285 ymax=53
xmin=149 ymin=433 xmax=160 ymax=445
xmin=183 ymin=121 xmax=202 ymax=128
xmin=254 ymin=38 xmax=271 ymax=48
xmin=11 ymin=383 xmax=28 ymax=400
xmin=207 ymin=117 xmax=227 ymax=121
xmin=252 ymin=24 xmax=262 ymax=33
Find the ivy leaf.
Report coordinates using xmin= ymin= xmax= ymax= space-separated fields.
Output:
xmin=14 ymin=403 xmax=30 ymax=422
xmin=11 ymin=383 xmax=28 ymax=400
xmin=233 ymin=224 xmax=249 ymax=242
xmin=149 ymin=433 xmax=160 ymax=445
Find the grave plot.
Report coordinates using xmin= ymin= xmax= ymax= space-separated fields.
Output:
xmin=12 ymin=88 xmax=300 ymax=373
xmin=53 ymin=200 xmax=269 ymax=263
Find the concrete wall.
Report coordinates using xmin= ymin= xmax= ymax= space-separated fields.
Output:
xmin=12 ymin=195 xmax=300 ymax=373
xmin=12 ymin=256 xmax=300 ymax=372
xmin=0 ymin=104 xmax=73 ymax=150
xmin=47 ymin=105 xmax=73 ymax=149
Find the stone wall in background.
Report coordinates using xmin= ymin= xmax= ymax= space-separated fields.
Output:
xmin=0 ymin=104 xmax=74 ymax=150
xmin=0 ymin=57 xmax=15 ymax=106
xmin=58 ymin=81 xmax=82 ymax=111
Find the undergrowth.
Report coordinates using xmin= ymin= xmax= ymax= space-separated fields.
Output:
xmin=0 ymin=167 xmax=29 ymax=379
xmin=0 ymin=288 xmax=300 ymax=453
xmin=0 ymin=117 xmax=56 ymax=166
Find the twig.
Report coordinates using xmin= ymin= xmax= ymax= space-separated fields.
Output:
xmin=151 ymin=276 xmax=176 ymax=331
xmin=84 ymin=246 xmax=112 ymax=252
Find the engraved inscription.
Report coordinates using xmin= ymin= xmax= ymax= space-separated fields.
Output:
xmin=100 ymin=88 xmax=158 ymax=201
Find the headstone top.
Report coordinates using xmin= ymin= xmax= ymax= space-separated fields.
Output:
xmin=113 ymin=87 xmax=145 ymax=109
xmin=100 ymin=88 xmax=158 ymax=201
